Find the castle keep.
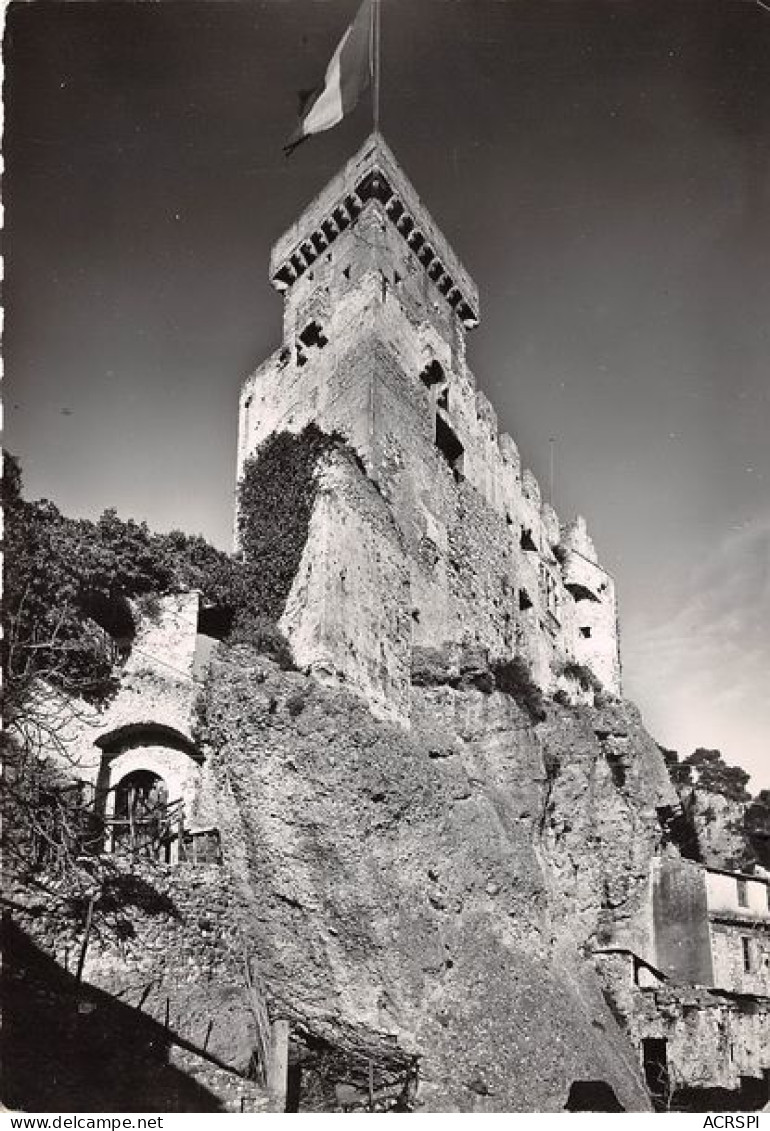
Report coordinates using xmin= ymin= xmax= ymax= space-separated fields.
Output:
xmin=238 ymin=134 xmax=620 ymax=722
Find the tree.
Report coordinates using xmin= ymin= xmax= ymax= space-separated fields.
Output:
xmin=683 ymin=748 xmax=751 ymax=804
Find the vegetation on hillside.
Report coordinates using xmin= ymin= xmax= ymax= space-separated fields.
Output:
xmin=661 ymin=747 xmax=752 ymax=804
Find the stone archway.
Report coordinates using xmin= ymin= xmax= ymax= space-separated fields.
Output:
xmin=95 ymin=723 xmax=203 ymax=859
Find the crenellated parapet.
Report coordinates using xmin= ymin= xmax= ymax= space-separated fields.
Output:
xmin=269 ymin=133 xmax=479 ymax=331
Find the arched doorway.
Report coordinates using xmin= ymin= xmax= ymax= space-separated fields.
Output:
xmin=113 ymin=770 xmax=169 ymax=857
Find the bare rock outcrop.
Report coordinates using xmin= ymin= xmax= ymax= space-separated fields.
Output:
xmin=198 ymin=648 xmax=678 ymax=1111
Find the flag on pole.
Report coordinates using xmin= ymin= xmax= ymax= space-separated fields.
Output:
xmin=284 ymin=0 xmax=374 ymax=155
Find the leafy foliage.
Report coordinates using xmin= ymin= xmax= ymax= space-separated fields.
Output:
xmin=235 ymin=423 xmax=341 ymax=622
xmin=3 ymin=427 xmax=344 ymax=751
xmin=682 ymin=748 xmax=751 ymax=804
xmin=561 ymin=660 xmax=603 ymax=696
xmin=490 ymin=656 xmax=547 ymax=722
xmin=2 ymin=453 xmax=246 ymax=733
xmin=661 ymin=746 xmax=752 ymax=804
xmin=226 ymin=613 xmax=295 ymax=669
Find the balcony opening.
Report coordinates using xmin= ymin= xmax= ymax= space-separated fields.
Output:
xmin=435 ymin=414 xmax=464 ymax=480
xmin=520 ymin=527 xmax=537 ymax=552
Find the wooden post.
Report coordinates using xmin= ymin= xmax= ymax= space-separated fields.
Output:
xmin=75 ymin=895 xmax=95 ymax=988
xmin=368 ymin=1059 xmax=374 ymax=1110
xmin=267 ymin=1018 xmax=290 ymax=1112
xmin=164 ymin=996 xmax=170 ymax=1034
xmin=203 ymin=1018 xmax=214 ymax=1053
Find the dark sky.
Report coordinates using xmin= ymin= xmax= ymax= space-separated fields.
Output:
xmin=4 ymin=0 xmax=769 ymax=786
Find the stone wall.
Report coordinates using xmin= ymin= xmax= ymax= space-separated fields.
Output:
xmin=7 ymin=859 xmax=261 ymax=1080
xmin=596 ymin=951 xmax=770 ymax=1099
xmin=279 ymin=450 xmax=412 ymax=723
xmin=5 ymin=858 xmax=270 ymax=1112
xmin=709 ymin=921 xmax=770 ymax=996
xmin=651 ymin=856 xmax=714 ymax=986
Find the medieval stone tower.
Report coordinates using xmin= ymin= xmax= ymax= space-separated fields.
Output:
xmin=238 ymin=134 xmax=620 ymax=722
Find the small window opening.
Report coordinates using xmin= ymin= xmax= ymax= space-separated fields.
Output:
xmin=520 ymin=527 xmax=537 ymax=552
xmin=580 ymin=626 xmax=592 ymax=638
xmin=437 ymin=386 xmax=449 ymax=411
xmin=420 ymin=359 xmax=445 ymax=387
xmin=766 ymin=885 xmax=770 ymax=911
xmin=296 ymin=348 xmax=308 ymax=368
xmin=278 ymin=346 xmax=291 ymax=367
xmin=742 ymin=936 xmax=753 ymax=973
xmin=342 ymin=265 xmax=351 ymax=280
xmin=299 ymin=320 xmax=328 ymax=349
xmin=506 ymin=512 xmax=513 ymax=526
xmin=519 ymin=588 xmax=533 ymax=611
xmin=435 ymin=413 xmax=464 ymax=479
xmin=738 ymin=878 xmax=749 ymax=908
xmin=393 ymin=270 xmax=402 ymax=284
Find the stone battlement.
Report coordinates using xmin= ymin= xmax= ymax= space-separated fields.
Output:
xmin=270 ymin=133 xmax=479 ymax=329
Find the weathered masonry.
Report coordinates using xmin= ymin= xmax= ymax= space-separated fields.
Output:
xmin=238 ymin=134 xmax=621 ymax=723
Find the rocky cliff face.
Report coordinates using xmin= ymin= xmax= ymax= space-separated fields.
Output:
xmin=678 ymin=787 xmax=750 ymax=870
xmin=197 ymin=647 xmax=679 ymax=1111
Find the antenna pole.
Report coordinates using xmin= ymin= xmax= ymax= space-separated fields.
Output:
xmin=372 ymin=0 xmax=381 ymax=133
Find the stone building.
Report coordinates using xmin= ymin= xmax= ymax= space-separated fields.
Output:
xmin=651 ymin=856 xmax=770 ymax=996
xmin=237 ymin=133 xmax=620 ymax=724
xmin=50 ymin=593 xmax=220 ymax=860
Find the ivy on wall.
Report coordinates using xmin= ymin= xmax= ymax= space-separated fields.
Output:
xmin=235 ymin=423 xmax=342 ymax=623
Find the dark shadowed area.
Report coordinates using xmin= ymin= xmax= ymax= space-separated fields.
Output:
xmin=4 ymin=0 xmax=769 ymax=784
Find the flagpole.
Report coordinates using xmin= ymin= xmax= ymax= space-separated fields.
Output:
xmin=372 ymin=0 xmax=381 ymax=134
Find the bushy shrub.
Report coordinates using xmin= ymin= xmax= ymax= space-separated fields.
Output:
xmin=561 ymin=660 xmax=602 ymax=695
xmin=227 ymin=613 xmax=295 ymax=670
xmin=490 ymin=656 xmax=546 ymax=722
